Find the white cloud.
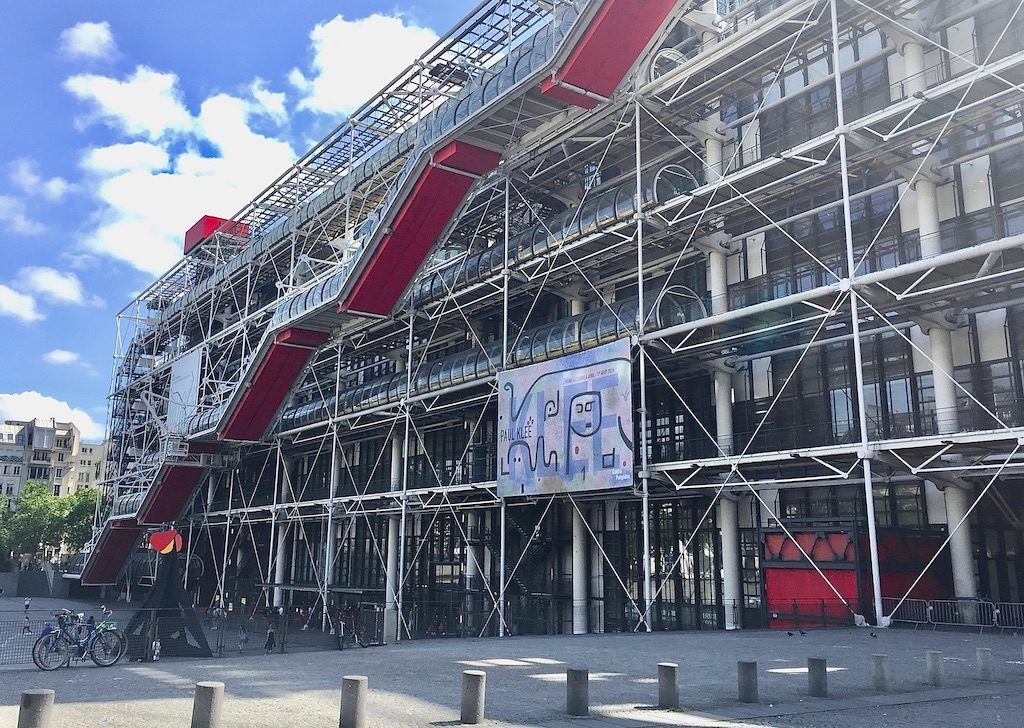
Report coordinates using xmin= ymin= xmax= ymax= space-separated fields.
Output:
xmin=9 ymin=159 xmax=73 ymax=201
xmin=81 ymin=142 xmax=170 ymax=174
xmin=291 ymin=14 xmax=438 ymax=115
xmin=59 ymin=21 xmax=117 ymax=61
xmin=0 ymin=284 xmax=43 ymax=323
xmin=71 ymin=82 xmax=295 ymax=275
xmin=249 ymin=79 xmax=287 ymax=123
xmin=42 ymin=349 xmax=81 ymax=365
xmin=0 ymin=195 xmax=45 ymax=235
xmin=64 ymin=66 xmax=192 ymax=140
xmin=16 ymin=267 xmax=103 ymax=307
xmin=0 ymin=391 xmax=104 ymax=440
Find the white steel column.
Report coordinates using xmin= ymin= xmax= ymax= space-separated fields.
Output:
xmin=718 ymin=496 xmax=742 ymax=629
xmin=705 ymin=129 xmax=734 ymax=456
xmin=943 ymin=484 xmax=978 ymax=602
xmin=900 ymin=33 xmax=974 ymax=603
xmin=384 ymin=356 xmax=406 ymax=643
xmin=272 ymin=450 xmax=288 ymax=608
xmin=465 ymin=511 xmax=481 ymax=634
xmin=572 ymin=505 xmax=588 ymax=634
xmin=589 ymin=504 xmax=605 ymax=633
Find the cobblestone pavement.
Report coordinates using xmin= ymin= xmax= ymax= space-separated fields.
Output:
xmin=2 ymin=626 xmax=1023 ymax=727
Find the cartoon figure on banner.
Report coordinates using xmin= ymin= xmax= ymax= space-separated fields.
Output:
xmin=498 ymin=339 xmax=633 ymax=496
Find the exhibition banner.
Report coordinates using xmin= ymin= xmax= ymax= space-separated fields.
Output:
xmin=497 ymin=338 xmax=634 ymax=496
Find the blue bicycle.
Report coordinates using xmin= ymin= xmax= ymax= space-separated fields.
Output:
xmin=32 ymin=606 xmax=125 ymax=670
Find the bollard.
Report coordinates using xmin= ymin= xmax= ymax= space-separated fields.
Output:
xmin=18 ymin=689 xmax=55 ymax=728
xmin=926 ymin=651 xmax=945 ymax=687
xmin=191 ymin=682 xmax=224 ymax=728
xmin=737 ymin=661 xmax=758 ymax=703
xmin=871 ymin=654 xmax=890 ymax=692
xmin=461 ymin=670 xmax=486 ymax=724
xmin=977 ymin=647 xmax=995 ymax=681
xmin=657 ymin=662 xmax=679 ymax=709
xmin=807 ymin=657 xmax=828 ymax=698
xmin=566 ymin=668 xmax=589 ymax=716
xmin=340 ymin=675 xmax=368 ymax=728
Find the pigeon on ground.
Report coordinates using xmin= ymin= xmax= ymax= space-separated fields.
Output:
xmin=799 ymin=629 xmax=807 ymax=636
xmin=870 ymin=632 xmax=878 ymax=638
xmin=787 ymin=631 xmax=795 ymax=636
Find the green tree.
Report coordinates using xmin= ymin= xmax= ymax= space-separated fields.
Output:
xmin=62 ymin=487 xmax=100 ymax=550
xmin=7 ymin=481 xmax=65 ymax=557
xmin=0 ymin=508 xmax=12 ymax=570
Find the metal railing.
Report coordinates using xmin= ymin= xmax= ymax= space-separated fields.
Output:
xmin=882 ymin=596 xmax=1024 ymax=632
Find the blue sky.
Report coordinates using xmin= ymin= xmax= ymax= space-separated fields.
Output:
xmin=0 ymin=1 xmax=476 ymax=439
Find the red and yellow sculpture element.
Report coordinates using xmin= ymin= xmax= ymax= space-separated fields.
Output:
xmin=149 ymin=529 xmax=183 ymax=554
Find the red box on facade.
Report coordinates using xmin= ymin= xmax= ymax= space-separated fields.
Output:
xmin=183 ymin=215 xmax=251 ymax=254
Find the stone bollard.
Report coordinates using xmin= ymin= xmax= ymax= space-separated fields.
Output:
xmin=461 ymin=670 xmax=486 ymax=724
xmin=737 ymin=661 xmax=758 ymax=703
xmin=191 ymin=682 xmax=224 ymax=728
xmin=340 ymin=675 xmax=368 ymax=728
xmin=566 ymin=668 xmax=589 ymax=716
xmin=18 ymin=689 xmax=55 ymax=728
xmin=807 ymin=657 xmax=828 ymax=698
xmin=926 ymin=651 xmax=945 ymax=687
xmin=977 ymin=648 xmax=995 ymax=681
xmin=657 ymin=662 xmax=679 ymax=709
xmin=871 ymin=654 xmax=891 ymax=692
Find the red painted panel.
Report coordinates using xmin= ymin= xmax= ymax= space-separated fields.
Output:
xmin=434 ymin=141 xmax=502 ymax=175
xmin=184 ymin=215 xmax=251 ymax=254
xmin=277 ymin=328 xmax=330 ymax=347
xmin=764 ymin=567 xmax=858 ymax=629
xmin=343 ymin=142 xmax=500 ymax=316
xmin=137 ymin=466 xmax=205 ymax=524
xmin=80 ymin=520 xmax=142 ymax=586
xmin=220 ymin=327 xmax=327 ymax=441
xmin=541 ymin=0 xmax=677 ymax=108
xmin=539 ymin=79 xmax=599 ymax=109
xmin=764 ymin=531 xmax=855 ymax=563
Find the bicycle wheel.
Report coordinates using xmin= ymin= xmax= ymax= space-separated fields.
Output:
xmin=32 ymin=634 xmax=72 ymax=671
xmin=89 ymin=630 xmax=125 ymax=666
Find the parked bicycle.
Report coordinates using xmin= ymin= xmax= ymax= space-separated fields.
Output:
xmin=32 ymin=606 xmax=126 ymax=670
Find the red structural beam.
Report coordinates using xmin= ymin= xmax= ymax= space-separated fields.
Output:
xmin=136 ymin=465 xmax=206 ymax=524
xmin=342 ymin=141 xmax=501 ymax=316
xmin=220 ymin=327 xmax=330 ymax=441
xmin=540 ymin=0 xmax=678 ymax=109
xmin=184 ymin=215 xmax=251 ymax=255
xmin=80 ymin=520 xmax=142 ymax=586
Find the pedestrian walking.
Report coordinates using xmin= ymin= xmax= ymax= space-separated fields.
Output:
xmin=264 ymin=624 xmax=276 ymax=654
xmin=21 ymin=615 xmax=31 ymax=635
xmin=238 ymin=625 xmax=248 ymax=653
xmin=24 ymin=596 xmax=31 ymax=613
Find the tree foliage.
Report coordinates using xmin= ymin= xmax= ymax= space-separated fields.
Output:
xmin=62 ymin=487 xmax=100 ymax=550
xmin=4 ymin=481 xmax=99 ymax=558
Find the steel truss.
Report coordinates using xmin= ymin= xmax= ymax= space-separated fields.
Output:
xmin=91 ymin=0 xmax=1024 ymax=638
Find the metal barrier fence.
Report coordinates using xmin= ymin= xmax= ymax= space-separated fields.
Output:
xmin=766 ymin=599 xmax=856 ymax=630
xmin=883 ymin=597 xmax=1024 ymax=632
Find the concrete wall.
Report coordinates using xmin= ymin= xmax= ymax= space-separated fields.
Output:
xmin=0 ymin=568 xmax=69 ymax=598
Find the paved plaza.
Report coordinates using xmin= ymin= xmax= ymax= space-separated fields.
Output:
xmin=2 ymin=625 xmax=1024 ymax=727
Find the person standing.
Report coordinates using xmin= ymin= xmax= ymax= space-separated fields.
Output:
xmin=238 ymin=625 xmax=248 ymax=653
xmin=264 ymin=624 xmax=276 ymax=654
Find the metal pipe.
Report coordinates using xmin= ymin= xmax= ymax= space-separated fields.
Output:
xmin=831 ymin=0 xmax=883 ymax=627
xmin=635 ymin=99 xmax=653 ymax=632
